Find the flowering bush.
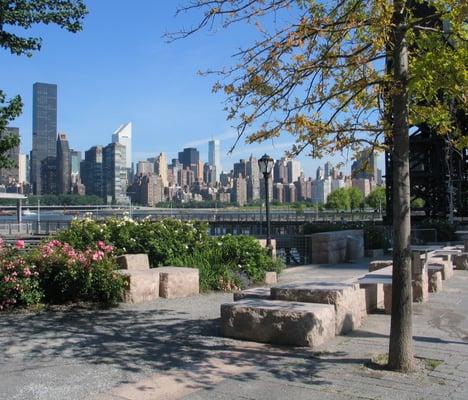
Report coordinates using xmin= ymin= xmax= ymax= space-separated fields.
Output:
xmin=30 ymin=240 xmax=125 ymax=304
xmin=0 ymin=239 xmax=42 ymax=311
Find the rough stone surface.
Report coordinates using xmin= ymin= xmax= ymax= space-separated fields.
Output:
xmin=264 ymin=271 xmax=277 ymax=285
xmin=412 ymin=265 xmax=429 ymax=303
xmin=453 ymin=253 xmax=468 ymax=270
xmin=309 ymin=230 xmax=363 ymax=264
xmin=158 ymin=267 xmax=199 ymax=299
xmin=257 ymin=239 xmax=277 ymax=260
xmin=428 ymin=270 xmax=443 ymax=293
xmin=368 ymin=260 xmax=392 ymax=272
xmin=271 ymin=281 xmax=364 ymax=334
xmin=116 ymin=254 xmax=150 ymax=271
xmin=118 ymin=269 xmax=159 ymax=303
xmin=428 ymin=258 xmax=454 ymax=280
xmin=221 ymin=299 xmax=336 ymax=347
xmin=359 ymin=283 xmax=385 ymax=312
xmin=383 ymin=283 xmax=392 ymax=314
xmin=233 ymin=287 xmax=271 ymax=301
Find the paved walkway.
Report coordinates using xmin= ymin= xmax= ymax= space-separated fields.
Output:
xmin=0 ymin=264 xmax=467 ymax=400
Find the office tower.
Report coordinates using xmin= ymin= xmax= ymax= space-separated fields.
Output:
xmin=273 ymin=158 xmax=288 ymax=183
xmin=178 ymin=167 xmax=195 ymax=187
xmin=203 ymin=163 xmax=216 ymax=186
xmin=80 ymin=146 xmax=103 ymax=197
xmin=0 ymin=127 xmax=20 ymax=185
xmin=295 ymin=174 xmax=312 ymax=201
xmin=70 ymin=150 xmax=82 ymax=186
xmin=40 ymin=156 xmax=57 ymax=194
xmin=178 ymin=147 xmax=199 ymax=168
xmin=331 ymin=178 xmax=346 ymax=192
xmin=232 ymin=174 xmax=247 ymax=206
xmin=137 ymin=160 xmax=154 ymax=176
xmin=103 ymin=142 xmax=128 ymax=204
xmin=273 ymin=183 xmax=285 ymax=203
xmin=312 ymin=177 xmax=331 ymax=204
xmin=287 ymin=159 xmax=301 ymax=183
xmin=351 ymin=148 xmax=378 ymax=181
xmin=316 ymin=166 xmax=324 ymax=181
xmin=352 ymin=178 xmax=371 ymax=197
xmin=112 ymin=122 xmax=132 ymax=170
xmin=208 ymin=139 xmax=221 ymax=181
xmin=246 ymin=155 xmax=260 ymax=202
xmin=260 ymin=176 xmax=273 ymax=203
xmin=155 ymin=152 xmax=168 ymax=186
xmin=18 ymin=154 xmax=27 ymax=185
xmin=31 ymin=82 xmax=57 ymax=194
xmin=285 ymin=184 xmax=296 ymax=203
xmin=56 ymin=133 xmax=71 ymax=194
xmin=324 ymin=161 xmax=332 ymax=179
xmin=233 ymin=159 xmax=248 ymax=179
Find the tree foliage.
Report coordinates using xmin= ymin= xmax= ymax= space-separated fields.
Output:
xmin=0 ymin=0 xmax=88 ymax=166
xmin=366 ymin=186 xmax=386 ymax=209
xmin=171 ymin=0 xmax=467 ymax=154
xmin=326 ymin=187 xmax=350 ymax=210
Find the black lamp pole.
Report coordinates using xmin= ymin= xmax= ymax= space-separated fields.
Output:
xmin=263 ymin=171 xmax=271 ymax=247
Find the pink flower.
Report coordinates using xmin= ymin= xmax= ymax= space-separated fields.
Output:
xmin=97 ymin=241 xmax=106 ymax=250
xmin=23 ymin=267 xmax=31 ymax=278
xmin=15 ymin=240 xmax=25 ymax=250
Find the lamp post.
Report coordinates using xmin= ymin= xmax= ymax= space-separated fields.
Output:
xmin=258 ymin=154 xmax=274 ymax=248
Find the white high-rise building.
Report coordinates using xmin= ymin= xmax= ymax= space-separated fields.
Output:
xmin=155 ymin=152 xmax=168 ymax=187
xmin=112 ymin=122 xmax=132 ymax=169
xmin=287 ymin=159 xmax=301 ymax=183
xmin=18 ymin=154 xmax=27 ymax=184
xmin=208 ymin=139 xmax=221 ymax=181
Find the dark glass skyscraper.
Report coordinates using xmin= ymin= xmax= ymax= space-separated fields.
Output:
xmin=31 ymin=82 xmax=57 ymax=194
xmin=178 ymin=147 xmax=199 ymax=168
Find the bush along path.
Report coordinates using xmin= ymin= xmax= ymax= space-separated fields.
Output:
xmin=0 ymin=218 xmax=283 ymax=311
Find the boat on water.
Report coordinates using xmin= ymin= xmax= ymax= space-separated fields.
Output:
xmin=23 ymin=209 xmax=37 ymax=216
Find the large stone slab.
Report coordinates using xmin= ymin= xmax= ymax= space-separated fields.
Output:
xmin=118 ymin=269 xmax=159 ymax=304
xmin=453 ymin=253 xmax=468 ymax=270
xmin=369 ymin=260 xmax=392 ymax=272
xmin=271 ymin=281 xmax=364 ymax=334
xmin=116 ymin=254 xmax=150 ymax=271
xmin=427 ymin=258 xmax=453 ymax=280
xmin=221 ymin=299 xmax=336 ymax=347
xmin=264 ymin=271 xmax=277 ymax=285
xmin=158 ymin=267 xmax=199 ymax=299
xmin=383 ymin=284 xmax=392 ymax=314
xmin=234 ymin=287 xmax=271 ymax=301
xmin=309 ymin=230 xmax=363 ymax=264
xmin=359 ymin=283 xmax=385 ymax=313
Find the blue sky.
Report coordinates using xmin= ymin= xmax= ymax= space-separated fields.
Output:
xmin=1 ymin=0 xmax=384 ymax=176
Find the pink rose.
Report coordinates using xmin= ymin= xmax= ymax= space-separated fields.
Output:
xmin=15 ymin=240 xmax=25 ymax=250
xmin=23 ymin=268 xmax=31 ymax=278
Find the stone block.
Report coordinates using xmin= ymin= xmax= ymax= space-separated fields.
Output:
xmin=116 ymin=254 xmax=150 ymax=271
xmin=427 ymin=259 xmax=453 ymax=280
xmin=412 ymin=265 xmax=428 ymax=303
xmin=369 ymin=260 xmax=392 ymax=272
xmin=453 ymin=253 xmax=468 ymax=270
xmin=118 ymin=269 xmax=159 ymax=304
xmin=264 ymin=271 xmax=277 ymax=285
xmin=383 ymin=284 xmax=392 ymax=314
xmin=428 ymin=270 xmax=442 ymax=293
xmin=310 ymin=230 xmax=363 ymax=264
xmin=257 ymin=239 xmax=277 ymax=260
xmin=234 ymin=287 xmax=271 ymax=301
xmin=359 ymin=283 xmax=385 ymax=312
xmin=158 ymin=267 xmax=199 ymax=299
xmin=271 ymin=281 xmax=364 ymax=334
xmin=221 ymin=299 xmax=336 ymax=347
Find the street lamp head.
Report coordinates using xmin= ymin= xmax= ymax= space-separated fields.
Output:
xmin=258 ymin=154 xmax=274 ymax=176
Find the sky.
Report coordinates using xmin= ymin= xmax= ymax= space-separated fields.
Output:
xmin=1 ymin=0 xmax=384 ymax=176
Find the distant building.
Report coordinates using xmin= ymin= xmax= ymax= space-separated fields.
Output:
xmin=178 ymin=147 xmax=199 ymax=168
xmin=246 ymin=155 xmax=260 ymax=202
xmin=70 ymin=150 xmax=81 ymax=186
xmin=312 ymin=177 xmax=331 ymax=204
xmin=208 ymin=139 xmax=221 ymax=182
xmin=103 ymin=142 xmax=128 ymax=204
xmin=316 ymin=166 xmax=324 ymax=181
xmin=232 ymin=174 xmax=247 ymax=206
xmin=56 ymin=133 xmax=71 ymax=194
xmin=351 ymin=148 xmax=378 ymax=181
xmin=324 ymin=161 xmax=332 ymax=179
xmin=112 ymin=122 xmax=132 ymax=170
xmin=80 ymin=146 xmax=103 ymax=198
xmin=203 ymin=163 xmax=216 ymax=186
xmin=273 ymin=158 xmax=288 ymax=183
xmin=285 ymin=184 xmax=296 ymax=203
xmin=137 ymin=160 xmax=154 ymax=176
xmin=295 ymin=175 xmax=312 ymax=201
xmin=352 ymin=178 xmax=371 ymax=197
xmin=233 ymin=159 xmax=248 ymax=179
xmin=31 ymin=82 xmax=57 ymax=194
xmin=287 ymin=159 xmax=301 ymax=183
xmin=273 ymin=183 xmax=285 ymax=203
xmin=40 ymin=156 xmax=57 ymax=194
xmin=155 ymin=152 xmax=168 ymax=186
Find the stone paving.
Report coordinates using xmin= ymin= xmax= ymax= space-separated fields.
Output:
xmin=0 ymin=261 xmax=467 ymax=400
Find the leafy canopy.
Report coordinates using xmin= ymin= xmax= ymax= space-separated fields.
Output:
xmin=171 ymin=0 xmax=467 ymax=155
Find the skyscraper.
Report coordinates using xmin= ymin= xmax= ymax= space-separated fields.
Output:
xmin=103 ymin=142 xmax=128 ymax=204
xmin=155 ymin=152 xmax=168 ymax=186
xmin=351 ymin=149 xmax=378 ymax=181
xmin=112 ymin=122 xmax=132 ymax=169
xmin=287 ymin=159 xmax=301 ymax=183
xmin=80 ymin=146 xmax=103 ymax=197
xmin=178 ymin=147 xmax=199 ymax=168
xmin=56 ymin=133 xmax=71 ymax=194
xmin=70 ymin=150 xmax=82 ymax=186
xmin=208 ymin=139 xmax=221 ymax=181
xmin=31 ymin=82 xmax=57 ymax=194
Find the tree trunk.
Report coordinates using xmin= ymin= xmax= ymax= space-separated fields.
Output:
xmin=388 ymin=0 xmax=415 ymax=372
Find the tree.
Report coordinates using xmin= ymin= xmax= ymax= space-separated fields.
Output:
xmin=173 ymin=0 xmax=467 ymax=371
xmin=0 ymin=0 xmax=88 ymax=167
xmin=326 ymin=187 xmax=350 ymax=210
xmin=366 ymin=187 xmax=386 ymax=210
xmin=348 ymin=187 xmax=364 ymax=211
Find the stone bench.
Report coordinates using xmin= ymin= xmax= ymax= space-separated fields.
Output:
xmin=234 ymin=287 xmax=271 ymax=301
xmin=157 ymin=267 xmax=199 ymax=299
xmin=368 ymin=260 xmax=392 ymax=272
xmin=358 ymin=274 xmax=392 ymax=314
xmin=117 ymin=254 xmax=150 ymax=270
xmin=221 ymin=299 xmax=335 ymax=347
xmin=427 ymin=258 xmax=453 ymax=280
xmin=118 ymin=269 xmax=160 ymax=304
xmin=453 ymin=253 xmax=468 ymax=270
xmin=271 ymin=281 xmax=365 ymax=334
xmin=428 ymin=268 xmax=443 ymax=292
